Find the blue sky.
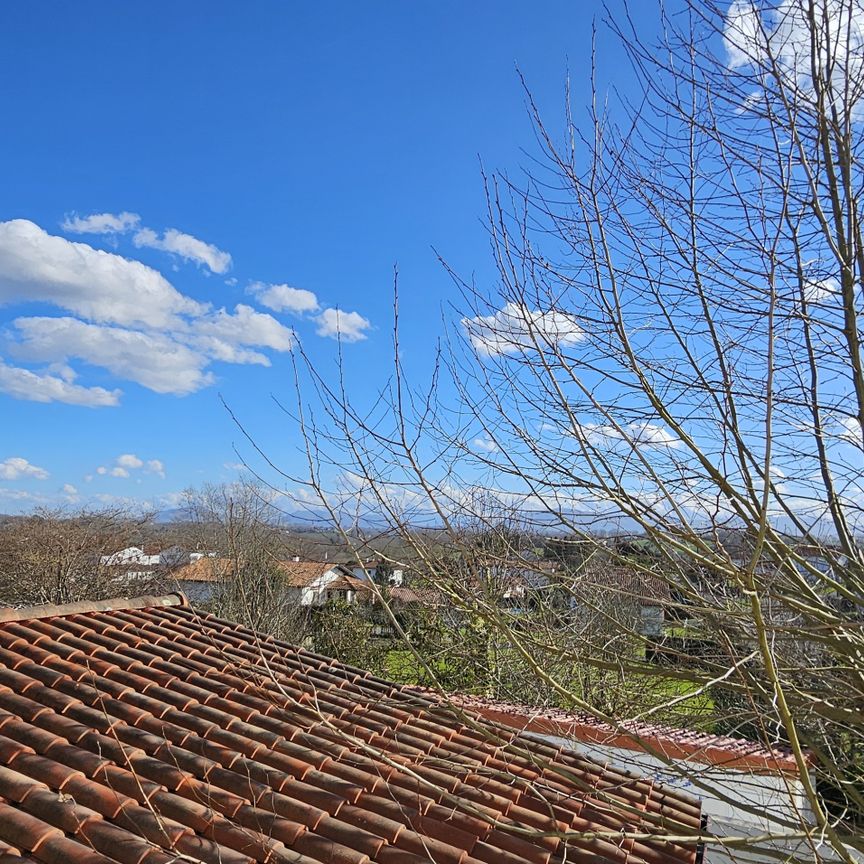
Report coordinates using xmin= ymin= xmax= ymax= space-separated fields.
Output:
xmin=0 ymin=1 xmax=655 ymax=513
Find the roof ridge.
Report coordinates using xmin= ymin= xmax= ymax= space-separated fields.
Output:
xmin=0 ymin=592 xmax=187 ymax=624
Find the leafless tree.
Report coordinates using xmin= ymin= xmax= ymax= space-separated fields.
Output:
xmin=179 ymin=481 xmax=310 ymax=642
xmin=0 ymin=506 xmax=151 ymax=606
xmin=245 ymin=2 xmax=864 ymax=861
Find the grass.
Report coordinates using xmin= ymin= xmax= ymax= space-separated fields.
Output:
xmin=382 ymin=643 xmax=717 ymax=730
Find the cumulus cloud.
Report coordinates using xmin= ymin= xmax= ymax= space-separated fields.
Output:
xmin=116 ymin=454 xmax=143 ymax=469
xmin=463 ymin=302 xmax=583 ymax=356
xmin=61 ymin=211 xmax=232 ymax=274
xmin=61 ymin=211 xmax=141 ymax=235
xmin=0 ymin=457 xmax=49 ymax=481
xmin=96 ymin=454 xmax=166 ymax=480
xmin=472 ymin=435 xmax=501 ymax=453
xmin=5 ymin=306 xmax=296 ymax=397
xmin=62 ymin=483 xmax=78 ymax=497
xmin=578 ymin=421 xmax=681 ymax=450
xmin=192 ymin=304 xmax=295 ymax=354
xmin=838 ymin=415 xmax=862 ymax=444
xmin=802 ymin=276 xmax=839 ymax=303
xmin=0 ymin=359 xmax=120 ymax=407
xmin=314 ymin=308 xmax=372 ymax=342
xmin=133 ymin=227 xmax=232 ymax=274
xmin=0 ymin=219 xmax=358 ymax=406
xmin=9 ymin=317 xmax=215 ymax=395
xmin=249 ymin=282 xmax=320 ymax=314
xmin=725 ymin=0 xmax=864 ymax=111
xmin=0 ymin=219 xmax=204 ymax=329
xmin=146 ymin=459 xmax=165 ymax=478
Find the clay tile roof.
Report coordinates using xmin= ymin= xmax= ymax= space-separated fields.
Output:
xmin=0 ymin=594 xmax=702 ymax=864
xmin=325 ymin=575 xmax=374 ymax=593
xmin=278 ymin=561 xmax=348 ymax=588
xmin=429 ymin=692 xmax=800 ymax=774
xmin=172 ymin=557 xmax=235 ymax=583
xmin=389 ymin=586 xmax=443 ymax=606
xmin=173 ymin=560 xmax=349 ymax=588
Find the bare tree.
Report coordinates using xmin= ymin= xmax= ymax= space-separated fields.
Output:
xmin=0 ymin=506 xmax=150 ymax=606
xmin=251 ymin=2 xmax=864 ymax=861
xmin=179 ymin=481 xmax=310 ymax=642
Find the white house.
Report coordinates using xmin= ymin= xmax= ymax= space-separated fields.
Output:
xmin=100 ymin=546 xmax=158 ymax=567
xmin=171 ymin=558 xmax=359 ymax=607
xmin=350 ymin=558 xmax=405 ymax=587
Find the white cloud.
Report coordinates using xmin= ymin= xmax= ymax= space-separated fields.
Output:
xmin=9 ymin=301 xmax=298 ymax=397
xmin=0 ymin=358 xmax=121 ymax=407
xmin=62 ymin=483 xmax=78 ymax=496
xmin=725 ymin=0 xmax=864 ymax=112
xmin=191 ymin=304 xmax=295 ymax=354
xmin=472 ymin=435 xmax=501 ymax=453
xmin=0 ymin=488 xmax=46 ymax=504
xmin=838 ymin=415 xmax=862 ymax=444
xmin=803 ymin=276 xmax=839 ymax=303
xmin=10 ymin=317 xmax=215 ymax=395
xmin=146 ymin=459 xmax=165 ymax=478
xmin=133 ymin=227 xmax=232 ymax=274
xmin=314 ymin=308 xmax=372 ymax=342
xmin=0 ymin=220 xmax=301 ymax=406
xmin=724 ymin=0 xmax=764 ymax=70
xmin=61 ymin=211 xmax=232 ymax=274
xmin=61 ymin=211 xmax=141 ymax=235
xmin=463 ymin=302 xmax=583 ymax=356
xmin=0 ymin=220 xmax=205 ymax=329
xmin=250 ymin=282 xmax=320 ymax=314
xmin=97 ymin=454 xmax=165 ymax=481
xmin=578 ymin=421 xmax=681 ymax=450
xmin=0 ymin=457 xmax=49 ymax=481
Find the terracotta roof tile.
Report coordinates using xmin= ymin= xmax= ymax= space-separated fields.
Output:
xmin=427 ymin=691 xmax=800 ymax=773
xmin=0 ymin=596 xmax=701 ymax=864
xmin=172 ymin=559 xmax=353 ymax=589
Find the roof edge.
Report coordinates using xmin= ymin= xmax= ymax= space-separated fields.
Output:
xmin=470 ymin=704 xmax=802 ymax=775
xmin=0 ymin=592 xmax=188 ymax=624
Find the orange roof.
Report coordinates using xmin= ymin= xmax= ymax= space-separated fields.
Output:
xmin=324 ymin=574 xmax=375 ymax=593
xmin=171 ymin=556 xmax=235 ymax=582
xmin=0 ymin=594 xmax=702 ymax=864
xmin=173 ymin=559 xmax=349 ymax=587
xmin=430 ymin=692 xmax=800 ymax=775
xmin=278 ymin=561 xmax=349 ymax=588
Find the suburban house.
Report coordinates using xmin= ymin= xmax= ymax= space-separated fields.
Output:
xmin=171 ymin=558 xmax=360 ymax=607
xmin=434 ymin=691 xmax=814 ymax=858
xmin=101 ymin=545 xmax=187 ymax=584
xmin=100 ymin=546 xmax=158 ymax=567
xmin=349 ymin=558 xmax=405 ymax=587
xmin=0 ymin=593 xmax=703 ymax=864
xmin=568 ymin=566 xmax=671 ymax=638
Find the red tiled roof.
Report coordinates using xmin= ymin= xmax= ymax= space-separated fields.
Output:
xmin=172 ymin=557 xmax=235 ymax=583
xmin=173 ymin=560 xmax=349 ymax=588
xmin=0 ymin=594 xmax=702 ymax=864
xmin=389 ymin=586 xmax=443 ymax=606
xmin=429 ymin=693 xmax=799 ymax=774
xmin=325 ymin=575 xmax=376 ymax=594
xmin=279 ymin=562 xmax=350 ymax=589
